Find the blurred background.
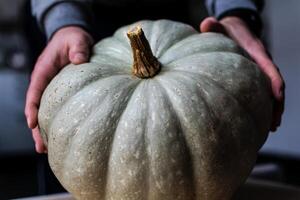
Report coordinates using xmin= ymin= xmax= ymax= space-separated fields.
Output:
xmin=0 ymin=0 xmax=299 ymax=199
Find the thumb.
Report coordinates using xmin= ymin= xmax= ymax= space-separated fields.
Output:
xmin=68 ymin=38 xmax=92 ymax=65
xmin=200 ymin=17 xmax=227 ymax=35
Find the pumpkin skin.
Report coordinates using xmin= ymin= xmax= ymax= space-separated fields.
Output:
xmin=38 ymin=20 xmax=272 ymax=200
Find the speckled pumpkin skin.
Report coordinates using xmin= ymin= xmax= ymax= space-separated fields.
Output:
xmin=38 ymin=20 xmax=272 ymax=200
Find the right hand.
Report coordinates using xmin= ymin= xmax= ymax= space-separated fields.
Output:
xmin=25 ymin=26 xmax=94 ymax=153
xmin=201 ymin=17 xmax=285 ymax=132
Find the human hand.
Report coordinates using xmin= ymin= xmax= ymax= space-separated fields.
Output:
xmin=200 ymin=17 xmax=284 ymax=132
xmin=25 ymin=26 xmax=94 ymax=153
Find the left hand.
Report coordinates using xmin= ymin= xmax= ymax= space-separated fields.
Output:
xmin=200 ymin=16 xmax=285 ymax=132
xmin=25 ymin=26 xmax=94 ymax=153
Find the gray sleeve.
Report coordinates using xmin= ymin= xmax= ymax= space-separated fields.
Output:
xmin=205 ymin=0 xmax=258 ymax=19
xmin=31 ymin=0 xmax=93 ymax=40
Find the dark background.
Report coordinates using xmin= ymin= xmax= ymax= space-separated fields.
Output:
xmin=0 ymin=0 xmax=299 ymax=199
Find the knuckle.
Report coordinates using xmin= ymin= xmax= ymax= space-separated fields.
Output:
xmin=74 ymin=40 xmax=89 ymax=50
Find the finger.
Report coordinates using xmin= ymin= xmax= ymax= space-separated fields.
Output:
xmin=24 ymin=103 xmax=38 ymax=129
xmin=252 ymin=58 xmax=284 ymax=131
xmin=271 ymin=79 xmax=285 ymax=131
xmin=271 ymin=74 xmax=284 ymax=101
xmin=219 ymin=17 xmax=285 ymax=131
xmin=270 ymin=96 xmax=284 ymax=132
xmin=25 ymin=94 xmax=39 ymax=129
xmin=32 ymin=127 xmax=47 ymax=153
xmin=220 ymin=17 xmax=285 ymax=101
xmin=68 ymin=35 xmax=93 ymax=65
xmin=25 ymin=76 xmax=44 ymax=129
xmin=248 ymin=50 xmax=284 ymax=101
xmin=25 ymin=62 xmax=57 ymax=128
xmin=250 ymin=56 xmax=285 ymax=131
xmin=200 ymin=17 xmax=227 ymax=35
xmin=25 ymin=51 xmax=66 ymax=128
xmin=253 ymin=60 xmax=285 ymax=102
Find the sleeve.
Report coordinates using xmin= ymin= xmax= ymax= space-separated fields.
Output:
xmin=31 ymin=0 xmax=93 ymax=40
xmin=205 ymin=0 xmax=264 ymax=36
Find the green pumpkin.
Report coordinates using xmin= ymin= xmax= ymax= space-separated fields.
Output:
xmin=38 ymin=20 xmax=272 ymax=200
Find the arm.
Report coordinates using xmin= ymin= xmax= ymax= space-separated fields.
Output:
xmin=202 ymin=0 xmax=284 ymax=132
xmin=26 ymin=1 xmax=94 ymax=153
xmin=31 ymin=0 xmax=93 ymax=39
xmin=205 ymin=0 xmax=262 ymax=35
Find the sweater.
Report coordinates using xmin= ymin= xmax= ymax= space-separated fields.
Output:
xmin=31 ymin=0 xmax=262 ymax=40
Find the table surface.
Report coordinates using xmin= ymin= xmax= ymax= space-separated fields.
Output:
xmin=16 ymin=179 xmax=300 ymax=200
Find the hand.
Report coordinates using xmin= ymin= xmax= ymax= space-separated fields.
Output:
xmin=25 ymin=26 xmax=94 ymax=153
xmin=200 ymin=17 xmax=285 ymax=132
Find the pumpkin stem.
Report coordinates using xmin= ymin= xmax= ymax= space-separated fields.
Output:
xmin=127 ymin=26 xmax=161 ymax=78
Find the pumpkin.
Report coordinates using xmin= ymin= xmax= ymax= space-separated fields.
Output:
xmin=38 ymin=20 xmax=272 ymax=200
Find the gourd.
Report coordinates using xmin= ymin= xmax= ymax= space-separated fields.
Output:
xmin=38 ymin=20 xmax=272 ymax=200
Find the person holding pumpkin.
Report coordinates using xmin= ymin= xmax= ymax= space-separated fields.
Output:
xmin=25 ymin=0 xmax=284 ymax=155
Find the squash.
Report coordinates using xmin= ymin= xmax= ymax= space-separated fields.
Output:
xmin=38 ymin=20 xmax=272 ymax=200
